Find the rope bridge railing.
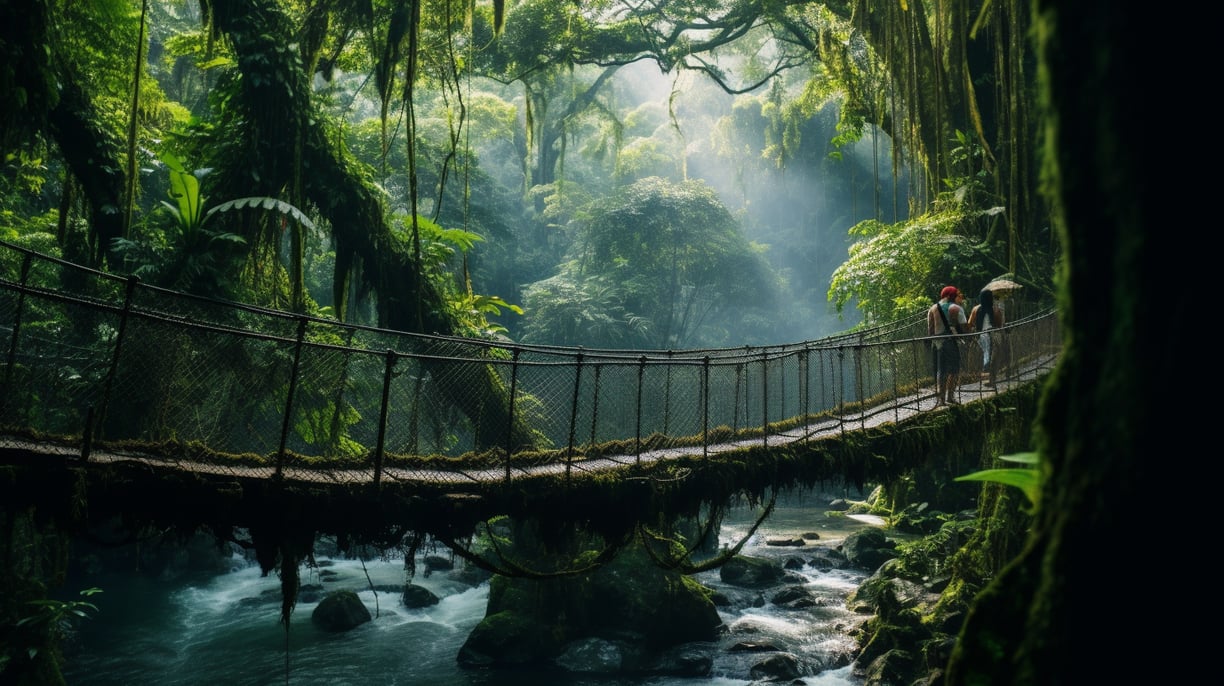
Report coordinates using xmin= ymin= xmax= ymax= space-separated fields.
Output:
xmin=0 ymin=240 xmax=1061 ymax=485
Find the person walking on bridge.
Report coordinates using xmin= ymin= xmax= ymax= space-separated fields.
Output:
xmin=928 ymin=285 xmax=968 ymax=405
xmin=968 ymin=287 xmax=1004 ymax=386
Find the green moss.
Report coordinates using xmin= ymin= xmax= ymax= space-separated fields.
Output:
xmin=848 ymin=382 xmax=1042 ymax=686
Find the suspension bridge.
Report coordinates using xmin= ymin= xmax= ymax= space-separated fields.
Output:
xmin=0 ymin=239 xmax=1059 ymax=542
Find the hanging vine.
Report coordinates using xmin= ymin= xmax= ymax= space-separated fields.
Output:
xmin=638 ymin=490 xmax=779 ymax=574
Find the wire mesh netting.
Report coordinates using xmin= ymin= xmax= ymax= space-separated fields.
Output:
xmin=0 ymin=240 xmax=1061 ymax=484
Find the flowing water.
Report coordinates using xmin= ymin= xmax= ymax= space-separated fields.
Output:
xmin=59 ymin=487 xmax=883 ymax=686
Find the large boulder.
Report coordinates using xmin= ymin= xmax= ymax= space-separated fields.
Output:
xmin=422 ymin=555 xmax=454 ymax=576
xmin=749 ymin=652 xmax=803 ymax=681
xmin=458 ymin=541 xmax=722 ymax=671
xmin=718 ymin=554 xmax=787 ymax=588
xmin=841 ymin=529 xmax=897 ymax=571
xmin=402 ymin=583 xmax=440 ymax=608
xmin=311 ymin=590 xmax=371 ymax=632
xmin=456 ymin=610 xmax=558 ymax=666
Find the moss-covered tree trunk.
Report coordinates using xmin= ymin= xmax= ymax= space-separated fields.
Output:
xmin=208 ymin=0 xmax=537 ymax=451
xmin=47 ymin=79 xmax=128 ymax=270
xmin=2 ymin=0 xmax=126 ymax=272
xmin=944 ymin=2 xmax=1177 ymax=684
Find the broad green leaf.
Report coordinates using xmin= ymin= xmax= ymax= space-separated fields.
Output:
xmin=956 ymin=468 xmax=1040 ymax=506
xmin=160 ymin=151 xmax=202 ymax=234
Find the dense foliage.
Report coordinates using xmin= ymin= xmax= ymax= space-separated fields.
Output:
xmin=522 ymin=176 xmax=780 ymax=348
xmin=0 ymin=0 xmax=1054 ymax=348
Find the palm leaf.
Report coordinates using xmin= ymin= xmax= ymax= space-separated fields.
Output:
xmin=205 ymin=197 xmax=315 ymax=230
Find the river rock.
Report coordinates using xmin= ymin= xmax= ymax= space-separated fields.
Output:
xmin=402 ymin=583 xmax=440 ymax=608
xmin=311 ymin=590 xmax=371 ymax=632
xmin=718 ymin=554 xmax=786 ymax=588
xmin=458 ymin=542 xmax=722 ymax=671
xmin=840 ymin=529 xmax=897 ymax=571
xmin=422 ymin=555 xmax=453 ymax=576
xmin=749 ymin=652 xmax=802 ymax=681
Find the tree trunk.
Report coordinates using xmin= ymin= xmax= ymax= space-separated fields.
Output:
xmin=48 ymin=78 xmax=127 ymax=270
xmin=208 ymin=0 xmax=539 ymax=451
xmin=944 ymin=2 xmax=1182 ymax=684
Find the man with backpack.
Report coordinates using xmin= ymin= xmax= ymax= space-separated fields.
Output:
xmin=927 ymin=285 xmax=968 ymax=405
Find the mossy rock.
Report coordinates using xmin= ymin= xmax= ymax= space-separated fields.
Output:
xmin=402 ymin=583 xmax=440 ymax=608
xmin=718 ymin=554 xmax=786 ymax=588
xmin=457 ymin=610 xmax=563 ymax=666
xmin=311 ymin=590 xmax=371 ymax=632
xmin=463 ymin=542 xmax=722 ymax=667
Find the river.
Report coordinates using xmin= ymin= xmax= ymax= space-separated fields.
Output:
xmin=59 ymin=487 xmax=883 ymax=685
